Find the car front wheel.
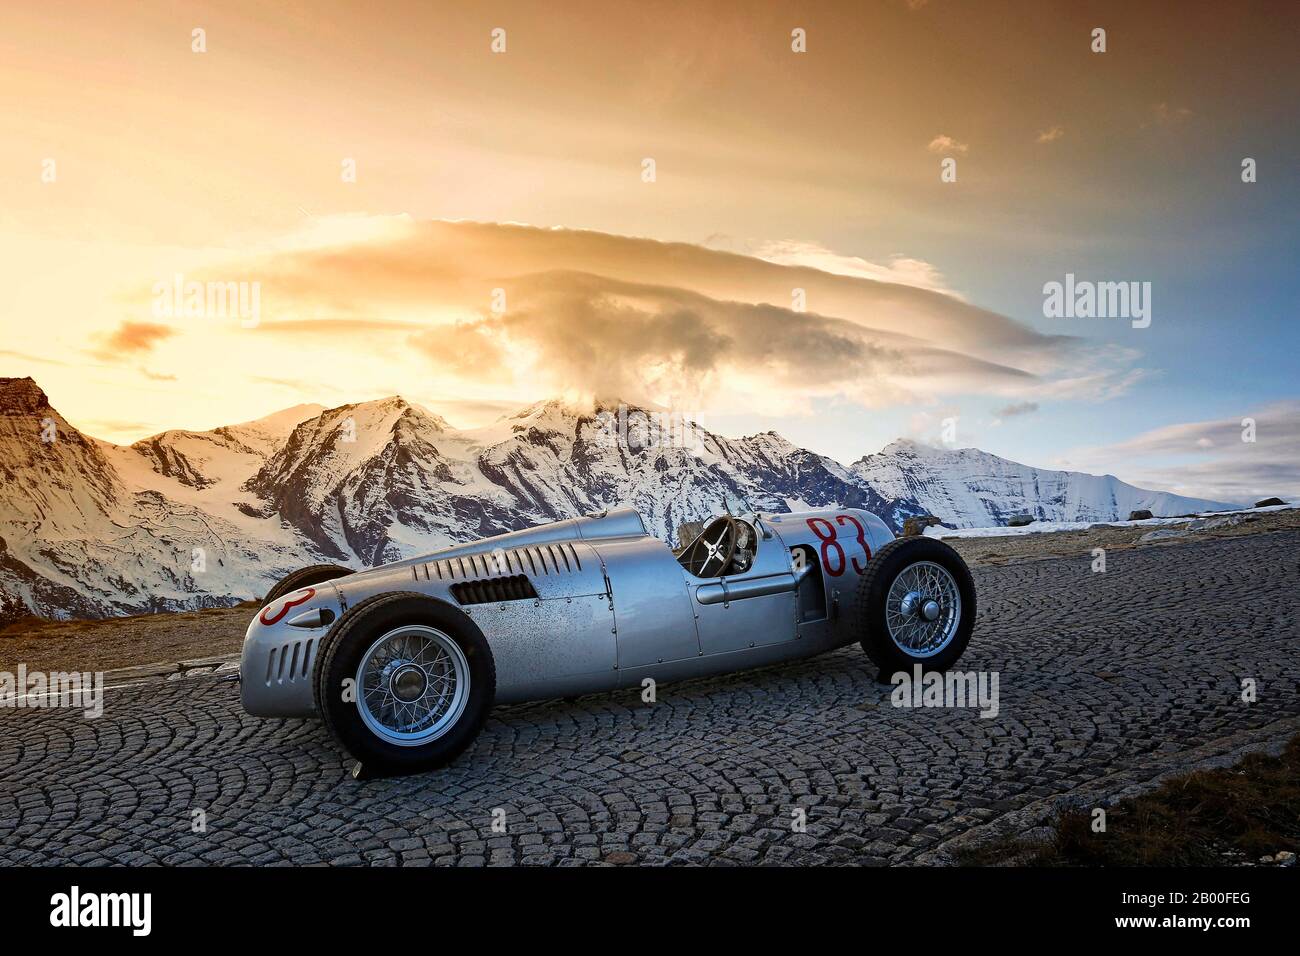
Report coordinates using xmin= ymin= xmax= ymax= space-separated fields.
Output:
xmin=857 ymin=536 xmax=976 ymax=675
xmin=314 ymin=592 xmax=495 ymax=776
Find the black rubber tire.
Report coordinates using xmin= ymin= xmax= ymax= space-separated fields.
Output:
xmin=856 ymin=536 xmax=976 ymax=675
xmin=313 ymin=592 xmax=495 ymax=776
xmin=264 ymin=564 xmax=353 ymax=604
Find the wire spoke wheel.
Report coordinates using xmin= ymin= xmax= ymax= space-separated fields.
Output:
xmin=355 ymin=625 xmax=470 ymax=747
xmin=884 ymin=560 xmax=962 ymax=658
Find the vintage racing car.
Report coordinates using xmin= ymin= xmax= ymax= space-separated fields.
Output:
xmin=241 ymin=506 xmax=976 ymax=775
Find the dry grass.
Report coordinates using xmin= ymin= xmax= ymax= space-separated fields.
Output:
xmin=943 ymin=505 xmax=1300 ymax=567
xmin=0 ymin=601 xmax=257 ymax=673
xmin=958 ymin=735 xmax=1300 ymax=866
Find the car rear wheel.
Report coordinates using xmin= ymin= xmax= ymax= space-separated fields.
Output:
xmin=857 ymin=536 xmax=976 ymax=675
xmin=314 ymin=592 xmax=495 ymax=775
xmin=264 ymin=563 xmax=352 ymax=603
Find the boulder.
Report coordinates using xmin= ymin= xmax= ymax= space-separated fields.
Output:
xmin=1140 ymin=514 xmax=1249 ymax=542
xmin=1187 ymin=515 xmax=1247 ymax=532
xmin=1007 ymin=514 xmax=1034 ymax=527
xmin=1139 ymin=526 xmax=1189 ymax=542
xmin=901 ymin=514 xmax=943 ymax=537
xmin=1127 ymin=509 xmax=1154 ymax=521
xmin=1254 ymin=497 xmax=1285 ymax=508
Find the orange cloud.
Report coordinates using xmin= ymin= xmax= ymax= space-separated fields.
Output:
xmin=227 ymin=220 xmax=1093 ymax=413
xmin=91 ymin=321 xmax=177 ymax=360
xmin=927 ymin=135 xmax=968 ymax=155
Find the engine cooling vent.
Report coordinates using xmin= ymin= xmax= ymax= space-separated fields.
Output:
xmin=420 ymin=541 xmax=583 ymax=582
xmin=264 ymin=638 xmax=314 ymax=686
xmin=450 ymin=574 xmax=539 ymax=605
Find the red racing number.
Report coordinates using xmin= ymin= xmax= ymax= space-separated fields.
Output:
xmin=259 ymin=587 xmax=316 ymax=626
xmin=806 ymin=515 xmax=872 ymax=577
xmin=835 ymin=513 xmax=872 ymax=574
xmin=806 ymin=518 xmax=844 ymax=575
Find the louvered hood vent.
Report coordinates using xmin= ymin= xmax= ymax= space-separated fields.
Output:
xmin=419 ymin=541 xmax=583 ymax=583
xmin=450 ymin=574 xmax=539 ymax=605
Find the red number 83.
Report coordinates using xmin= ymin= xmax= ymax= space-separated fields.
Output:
xmin=806 ymin=515 xmax=871 ymax=577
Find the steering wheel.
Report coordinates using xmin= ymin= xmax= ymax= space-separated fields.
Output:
xmin=681 ymin=516 xmax=738 ymax=578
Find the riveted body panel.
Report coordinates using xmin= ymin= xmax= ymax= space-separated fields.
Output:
xmin=470 ymin=594 xmax=617 ymax=704
xmin=762 ymin=508 xmax=893 ymax=647
xmin=593 ymin=536 xmax=700 ymax=670
xmin=689 ymin=521 xmax=798 ymax=655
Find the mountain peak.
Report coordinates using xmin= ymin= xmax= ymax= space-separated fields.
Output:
xmin=508 ymin=396 xmax=667 ymax=420
xmin=310 ymin=395 xmax=450 ymax=432
xmin=874 ymin=437 xmax=933 ymax=457
xmin=509 ymin=397 xmax=579 ymax=418
xmin=741 ymin=429 xmax=797 ymax=451
xmin=234 ymin=402 xmax=326 ymax=432
xmin=870 ymin=437 xmax=986 ymax=460
xmin=350 ymin=395 xmax=413 ymax=413
xmin=0 ymin=376 xmax=51 ymax=415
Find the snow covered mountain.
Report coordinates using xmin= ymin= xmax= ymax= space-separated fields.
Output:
xmin=241 ymin=396 xmax=892 ymax=567
xmin=0 ymin=377 xmax=1233 ymax=619
xmin=851 ymin=439 xmax=1228 ymax=529
xmin=0 ymin=378 xmax=323 ymax=619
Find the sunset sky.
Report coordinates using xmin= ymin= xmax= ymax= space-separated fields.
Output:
xmin=1 ymin=1 xmax=1297 ymax=502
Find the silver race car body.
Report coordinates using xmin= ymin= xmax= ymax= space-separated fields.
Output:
xmin=241 ymin=506 xmax=895 ymax=718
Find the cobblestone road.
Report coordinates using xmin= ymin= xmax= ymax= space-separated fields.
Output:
xmin=2 ymin=531 xmax=1297 ymax=865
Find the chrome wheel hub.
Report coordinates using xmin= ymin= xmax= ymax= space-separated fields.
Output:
xmin=356 ymin=625 xmax=470 ymax=747
xmin=390 ymin=664 xmax=427 ymax=702
xmin=885 ymin=562 xmax=961 ymax=658
xmin=899 ymin=591 xmax=942 ymax=622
